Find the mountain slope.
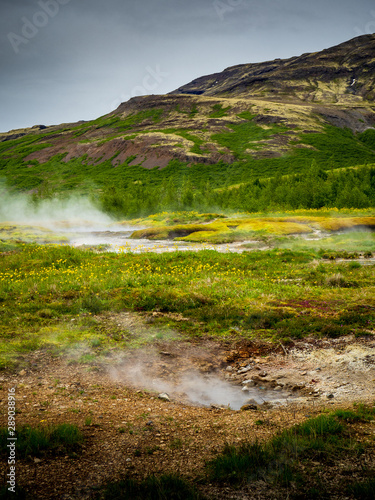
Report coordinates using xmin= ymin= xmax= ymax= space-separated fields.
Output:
xmin=171 ymin=34 xmax=375 ymax=104
xmin=0 ymin=35 xmax=375 ymax=207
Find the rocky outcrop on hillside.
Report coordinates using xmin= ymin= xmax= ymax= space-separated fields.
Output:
xmin=171 ymin=34 xmax=375 ymax=104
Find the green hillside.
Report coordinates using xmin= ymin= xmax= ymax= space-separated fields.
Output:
xmin=1 ymin=35 xmax=375 ymax=216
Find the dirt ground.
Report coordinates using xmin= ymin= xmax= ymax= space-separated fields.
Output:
xmin=1 ymin=315 xmax=375 ymax=499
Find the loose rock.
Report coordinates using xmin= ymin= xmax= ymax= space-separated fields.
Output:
xmin=241 ymin=404 xmax=258 ymax=411
xmin=158 ymin=393 xmax=171 ymax=402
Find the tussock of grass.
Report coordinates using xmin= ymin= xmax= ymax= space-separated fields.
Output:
xmin=99 ymin=474 xmax=205 ymax=500
xmin=0 ymin=423 xmax=83 ymax=458
xmin=0 ymin=486 xmax=28 ymax=500
xmin=207 ymin=406 xmax=375 ymax=491
xmin=333 ymin=404 xmax=375 ymax=422
xmin=325 ymin=273 xmax=352 ymax=288
xmin=348 ymin=479 xmax=375 ymax=499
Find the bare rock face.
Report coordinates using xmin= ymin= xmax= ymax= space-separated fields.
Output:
xmin=171 ymin=34 xmax=375 ymax=104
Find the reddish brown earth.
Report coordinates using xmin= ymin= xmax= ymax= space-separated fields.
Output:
xmin=1 ymin=327 xmax=374 ymax=499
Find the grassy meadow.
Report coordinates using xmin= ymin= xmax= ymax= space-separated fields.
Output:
xmin=1 ymin=209 xmax=374 ymax=498
xmin=1 ymin=212 xmax=374 ymax=370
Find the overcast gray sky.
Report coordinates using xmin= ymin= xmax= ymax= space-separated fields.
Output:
xmin=0 ymin=0 xmax=374 ymax=132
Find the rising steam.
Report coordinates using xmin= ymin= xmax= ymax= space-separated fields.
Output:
xmin=0 ymin=187 xmax=112 ymax=228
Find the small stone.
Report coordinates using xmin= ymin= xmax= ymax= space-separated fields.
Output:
xmin=34 ymin=458 xmax=42 ymax=464
xmin=238 ymin=365 xmax=251 ymax=374
xmin=242 ymin=379 xmax=253 ymax=385
xmin=126 ymin=458 xmax=132 ymax=463
xmin=241 ymin=404 xmax=258 ymax=411
xmin=226 ymin=366 xmax=233 ymax=372
xmin=239 ymin=350 xmax=250 ymax=358
xmin=245 ymin=398 xmax=258 ymax=405
xmin=19 ymin=370 xmax=26 ymax=376
xmin=158 ymin=393 xmax=170 ymax=402
xmin=259 ymin=371 xmax=268 ymax=378
xmin=292 ymin=385 xmax=303 ymax=391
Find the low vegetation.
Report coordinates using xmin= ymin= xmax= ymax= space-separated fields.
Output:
xmin=1 ymin=103 xmax=375 ymax=218
xmin=206 ymin=404 xmax=375 ymax=498
xmin=82 ymin=404 xmax=375 ymax=499
xmin=129 ymin=213 xmax=375 ymax=243
xmin=99 ymin=474 xmax=205 ymax=500
xmin=0 ymin=226 xmax=374 ymax=368
xmin=0 ymin=423 xmax=83 ymax=458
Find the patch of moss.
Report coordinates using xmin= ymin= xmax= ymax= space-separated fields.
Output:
xmin=0 ymin=224 xmax=69 ymax=244
xmin=236 ymin=220 xmax=312 ymax=235
xmin=130 ymin=222 xmax=227 ymax=240
xmin=315 ymin=217 xmax=375 ymax=231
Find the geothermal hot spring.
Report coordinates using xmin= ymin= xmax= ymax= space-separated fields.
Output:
xmin=107 ymin=355 xmax=294 ymax=411
xmin=2 ymin=196 xmax=370 ymax=408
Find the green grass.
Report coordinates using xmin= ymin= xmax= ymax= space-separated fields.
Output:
xmin=99 ymin=474 xmax=206 ymax=500
xmin=162 ymin=128 xmax=208 ymax=154
xmin=359 ymin=128 xmax=375 ymax=150
xmin=207 ymin=405 xmax=375 ymax=494
xmin=276 ymin=232 xmax=375 ymax=253
xmin=348 ymin=479 xmax=375 ymax=499
xmin=211 ymin=111 xmax=288 ymax=159
xmin=209 ymin=104 xmax=232 ymax=118
xmin=0 ymin=486 xmax=28 ymax=500
xmin=0 ymin=241 xmax=373 ymax=367
xmin=2 ymin=113 xmax=375 ymax=216
xmin=89 ymin=109 xmax=165 ymax=132
xmin=0 ymin=423 xmax=83 ymax=458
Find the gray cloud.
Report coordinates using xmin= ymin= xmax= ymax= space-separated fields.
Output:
xmin=0 ymin=0 xmax=374 ymax=132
